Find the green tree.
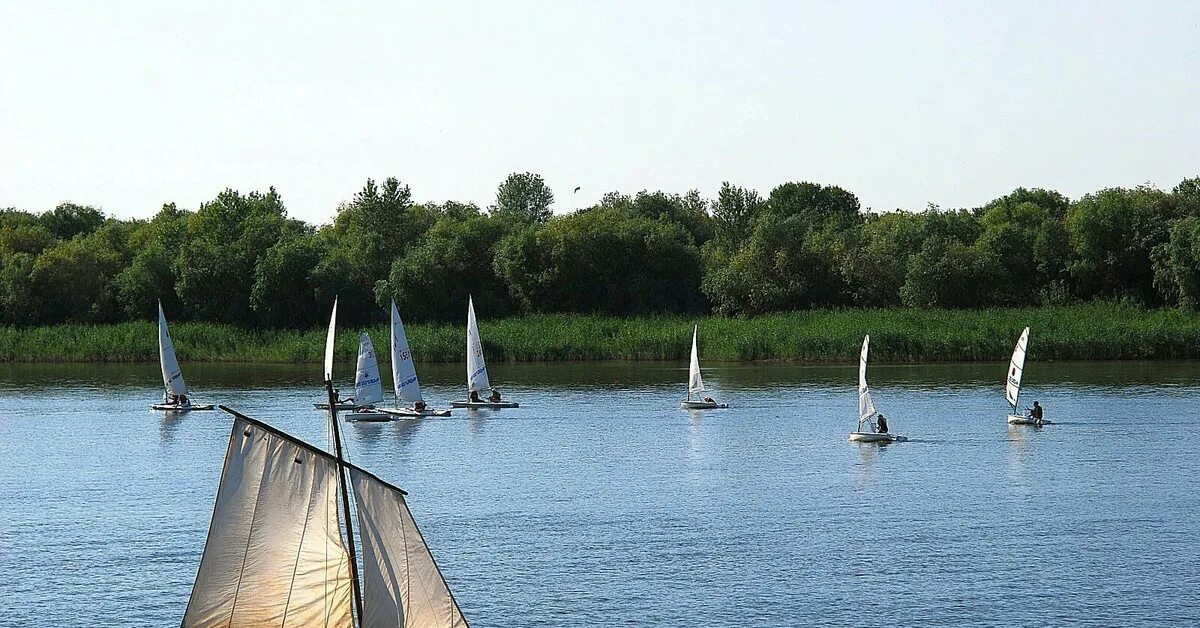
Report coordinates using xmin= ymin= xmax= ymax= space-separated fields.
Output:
xmin=900 ymin=237 xmax=998 ymax=308
xmin=39 ymin=202 xmax=106 ymax=240
xmin=711 ymin=182 xmax=762 ymax=251
xmin=492 ymin=172 xmax=554 ymax=223
xmin=1067 ymin=186 xmax=1175 ymax=303
xmin=251 ymin=234 xmax=324 ymax=327
xmin=29 ymin=227 xmax=127 ymax=322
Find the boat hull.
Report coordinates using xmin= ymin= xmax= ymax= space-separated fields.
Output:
xmin=681 ymin=400 xmax=727 ymax=409
xmin=314 ymin=402 xmax=358 ymax=410
xmin=345 ymin=409 xmax=394 ymax=422
xmin=849 ymin=431 xmax=900 ymax=443
xmin=379 ymin=407 xmax=453 ymax=418
xmin=1008 ymin=414 xmax=1051 ymax=425
xmin=151 ymin=403 xmax=214 ymax=412
xmin=449 ymin=401 xmax=519 ymax=409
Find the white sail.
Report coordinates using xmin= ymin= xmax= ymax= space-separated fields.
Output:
xmin=1006 ymin=326 xmax=1030 ymax=411
xmin=858 ymin=335 xmax=876 ymax=429
xmin=183 ymin=417 xmax=354 ymax=627
xmin=687 ymin=325 xmax=705 ymax=395
xmin=350 ymin=468 xmax=469 ymax=628
xmin=391 ymin=301 xmax=423 ymax=404
xmin=466 ymin=296 xmax=490 ymax=393
xmin=324 ymin=297 xmax=338 ymax=383
xmin=158 ymin=302 xmax=188 ymax=397
xmin=355 ymin=333 xmax=384 ymax=407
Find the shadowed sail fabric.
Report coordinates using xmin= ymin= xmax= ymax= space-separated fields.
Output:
xmin=391 ymin=301 xmax=422 ymax=403
xmin=466 ymin=297 xmax=490 ymax=393
xmin=688 ymin=326 xmax=704 ymax=395
xmin=351 ymin=469 xmax=468 ymax=628
xmin=1006 ymin=327 xmax=1030 ymax=411
xmin=858 ymin=335 xmax=876 ymax=430
xmin=183 ymin=417 xmax=353 ymax=627
xmin=158 ymin=302 xmax=188 ymax=397
xmin=355 ymin=333 xmax=384 ymax=407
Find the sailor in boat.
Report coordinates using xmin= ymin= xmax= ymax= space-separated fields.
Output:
xmin=469 ymin=390 xmax=482 ymax=403
xmin=703 ymin=396 xmax=716 ymax=404
xmin=1030 ymin=401 xmax=1044 ymax=425
xmin=876 ymin=414 xmax=889 ymax=434
xmin=489 ymin=388 xmax=502 ymax=403
xmin=414 ymin=399 xmax=427 ymax=411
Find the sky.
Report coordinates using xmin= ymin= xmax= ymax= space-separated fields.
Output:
xmin=1 ymin=1 xmax=1197 ymax=224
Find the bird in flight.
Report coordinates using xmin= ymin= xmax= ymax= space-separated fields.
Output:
xmin=573 ymin=186 xmax=581 ymax=193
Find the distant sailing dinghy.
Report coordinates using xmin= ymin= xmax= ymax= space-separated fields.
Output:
xmin=150 ymin=303 xmax=213 ymax=412
xmin=183 ymin=396 xmax=469 ymax=627
xmin=345 ymin=333 xmax=393 ymax=422
xmin=680 ymin=326 xmax=726 ymax=409
xmin=1005 ymin=326 xmax=1051 ymax=426
xmin=314 ymin=298 xmax=359 ymax=411
xmin=379 ymin=301 xmax=451 ymax=418
xmin=849 ymin=335 xmax=903 ymax=443
xmin=450 ymin=296 xmax=519 ymax=409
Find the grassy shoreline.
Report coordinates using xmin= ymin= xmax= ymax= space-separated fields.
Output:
xmin=2 ymin=304 xmax=1199 ymax=364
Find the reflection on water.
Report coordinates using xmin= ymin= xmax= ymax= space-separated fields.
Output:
xmin=1 ymin=360 xmax=1199 ymax=626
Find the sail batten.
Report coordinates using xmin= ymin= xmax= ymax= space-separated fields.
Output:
xmin=1006 ymin=327 xmax=1030 ymax=411
xmin=688 ymin=326 xmax=705 ymax=395
xmin=354 ymin=333 xmax=384 ymax=406
xmin=858 ymin=335 xmax=876 ymax=430
xmin=391 ymin=301 xmax=423 ymax=403
xmin=466 ymin=297 xmax=490 ymax=393
xmin=158 ymin=302 xmax=188 ymax=397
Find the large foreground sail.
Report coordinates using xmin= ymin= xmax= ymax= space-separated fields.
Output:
xmin=858 ymin=335 xmax=876 ymax=430
xmin=466 ymin=297 xmax=490 ymax=393
xmin=391 ymin=301 xmax=423 ymax=404
xmin=158 ymin=302 xmax=188 ymax=398
xmin=351 ymin=469 xmax=468 ymax=627
xmin=1006 ymin=327 xmax=1030 ymax=412
xmin=183 ymin=416 xmax=354 ymax=627
xmin=688 ymin=326 xmax=705 ymax=397
xmin=355 ymin=333 xmax=384 ymax=407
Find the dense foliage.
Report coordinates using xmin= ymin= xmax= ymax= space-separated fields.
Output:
xmin=3 ymin=173 xmax=1199 ymax=327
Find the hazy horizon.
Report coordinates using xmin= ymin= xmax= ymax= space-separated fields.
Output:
xmin=2 ymin=1 xmax=1197 ymax=223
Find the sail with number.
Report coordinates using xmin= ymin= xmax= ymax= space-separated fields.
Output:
xmin=466 ymin=296 xmax=490 ymax=393
xmin=184 ymin=414 xmax=468 ymax=627
xmin=688 ymin=326 xmax=705 ymax=397
xmin=391 ymin=301 xmax=422 ymax=404
xmin=858 ymin=335 xmax=876 ymax=429
xmin=354 ymin=333 xmax=384 ymax=407
xmin=158 ymin=302 xmax=188 ymax=398
xmin=1006 ymin=327 xmax=1030 ymax=411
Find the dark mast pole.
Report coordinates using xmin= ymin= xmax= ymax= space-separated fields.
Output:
xmin=326 ymin=379 xmax=365 ymax=625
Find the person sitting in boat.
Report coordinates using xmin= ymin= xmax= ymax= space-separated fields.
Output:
xmin=469 ymin=390 xmax=481 ymax=403
xmin=703 ymin=396 xmax=716 ymax=404
xmin=489 ymin=389 xmax=502 ymax=403
xmin=1030 ymin=401 xmax=1043 ymax=425
xmin=413 ymin=399 xmax=427 ymax=411
xmin=876 ymin=414 xmax=889 ymax=433
xmin=178 ymin=394 xmax=190 ymax=407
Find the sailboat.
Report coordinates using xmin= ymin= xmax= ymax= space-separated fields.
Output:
xmin=345 ymin=333 xmax=392 ymax=422
xmin=1005 ymin=326 xmax=1050 ymax=425
xmin=450 ymin=296 xmax=519 ymax=409
xmin=150 ymin=302 xmax=213 ymax=412
xmin=680 ymin=325 xmax=726 ymax=409
xmin=380 ymin=300 xmax=451 ymax=418
xmin=182 ymin=386 xmax=469 ymax=626
xmin=849 ymin=335 xmax=902 ymax=443
xmin=314 ymin=298 xmax=358 ymax=411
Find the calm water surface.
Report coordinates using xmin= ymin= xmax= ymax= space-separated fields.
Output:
xmin=2 ymin=360 xmax=1199 ymax=627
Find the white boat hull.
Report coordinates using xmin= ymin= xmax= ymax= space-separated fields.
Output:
xmin=313 ymin=402 xmax=358 ymax=410
xmin=449 ymin=401 xmax=519 ymax=409
xmin=345 ymin=409 xmax=394 ymax=422
xmin=1008 ymin=414 xmax=1051 ymax=425
xmin=849 ymin=432 xmax=901 ymax=443
xmin=151 ymin=403 xmax=214 ymax=412
xmin=379 ymin=407 xmax=452 ymax=418
xmin=681 ymin=400 xmax=727 ymax=409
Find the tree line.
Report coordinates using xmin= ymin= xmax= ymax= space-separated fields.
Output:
xmin=2 ymin=172 xmax=1199 ymax=327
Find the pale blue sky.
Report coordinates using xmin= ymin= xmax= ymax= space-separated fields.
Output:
xmin=1 ymin=1 xmax=1197 ymax=223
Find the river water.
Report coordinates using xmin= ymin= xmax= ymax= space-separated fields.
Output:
xmin=1 ymin=360 xmax=1198 ymax=627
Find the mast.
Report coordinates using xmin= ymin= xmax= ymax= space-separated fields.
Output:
xmin=325 ymin=379 xmax=365 ymax=625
